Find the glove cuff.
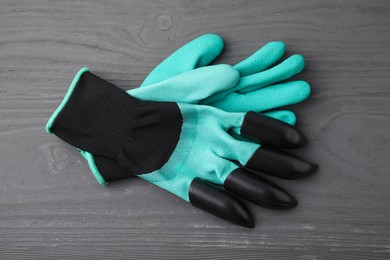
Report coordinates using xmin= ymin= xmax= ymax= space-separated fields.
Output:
xmin=46 ymin=68 xmax=141 ymax=158
xmin=46 ymin=67 xmax=90 ymax=134
xmin=46 ymin=68 xmax=183 ymax=177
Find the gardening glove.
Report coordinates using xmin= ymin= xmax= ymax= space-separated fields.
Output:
xmin=46 ymin=68 xmax=317 ymax=227
xmin=79 ymin=34 xmax=311 ymax=184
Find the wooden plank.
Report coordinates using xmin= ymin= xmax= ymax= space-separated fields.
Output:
xmin=0 ymin=0 xmax=389 ymax=259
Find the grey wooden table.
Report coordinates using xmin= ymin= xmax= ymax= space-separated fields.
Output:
xmin=1 ymin=0 xmax=389 ymax=259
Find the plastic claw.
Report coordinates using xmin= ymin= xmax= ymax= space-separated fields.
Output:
xmin=246 ymin=146 xmax=318 ymax=179
xmin=241 ymin=112 xmax=308 ymax=149
xmin=225 ymin=169 xmax=297 ymax=209
xmin=189 ymin=178 xmax=254 ymax=228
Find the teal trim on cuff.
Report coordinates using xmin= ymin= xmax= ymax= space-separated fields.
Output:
xmin=45 ymin=67 xmax=90 ymax=134
xmin=78 ymin=149 xmax=108 ymax=186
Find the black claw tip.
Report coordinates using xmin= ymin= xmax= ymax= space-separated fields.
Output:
xmin=241 ymin=112 xmax=308 ymax=149
xmin=297 ymin=161 xmax=318 ymax=178
xmin=273 ymin=190 xmax=298 ymax=209
xmin=285 ymin=126 xmax=308 ymax=148
xmin=225 ymin=169 xmax=298 ymax=210
xmin=189 ymin=178 xmax=254 ymax=228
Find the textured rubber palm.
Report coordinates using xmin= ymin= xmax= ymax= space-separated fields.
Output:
xmin=141 ymin=34 xmax=224 ymax=87
xmin=141 ymin=35 xmax=309 ymax=114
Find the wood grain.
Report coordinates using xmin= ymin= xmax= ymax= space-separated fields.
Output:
xmin=1 ymin=0 xmax=389 ymax=259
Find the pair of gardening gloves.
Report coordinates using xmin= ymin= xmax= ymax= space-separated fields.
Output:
xmin=46 ymin=34 xmax=317 ymax=227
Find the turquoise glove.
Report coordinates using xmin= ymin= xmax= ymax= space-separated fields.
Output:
xmin=78 ymin=34 xmax=310 ymax=184
xmin=46 ymin=69 xmax=317 ymax=227
xmin=140 ymin=34 xmax=309 ymax=123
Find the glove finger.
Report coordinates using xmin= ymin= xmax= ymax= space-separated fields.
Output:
xmin=211 ymin=80 xmax=311 ymax=113
xmin=233 ymin=41 xmax=285 ymax=77
xmin=202 ymin=53 xmax=305 ymax=106
xmin=129 ymin=65 xmax=239 ymax=103
xmin=263 ymin=110 xmax=297 ymax=126
xmin=240 ymin=111 xmax=308 ymax=149
xmin=224 ymin=168 xmax=297 ymax=209
xmin=189 ymin=177 xmax=254 ymax=228
xmin=141 ymin=34 xmax=224 ymax=87
xmin=245 ymin=146 xmax=318 ymax=179
xmin=213 ymin=111 xmax=305 ymax=164
xmin=213 ymin=126 xmax=316 ymax=180
xmin=227 ymin=111 xmax=296 ymax=144
xmin=237 ymin=54 xmax=305 ymax=94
